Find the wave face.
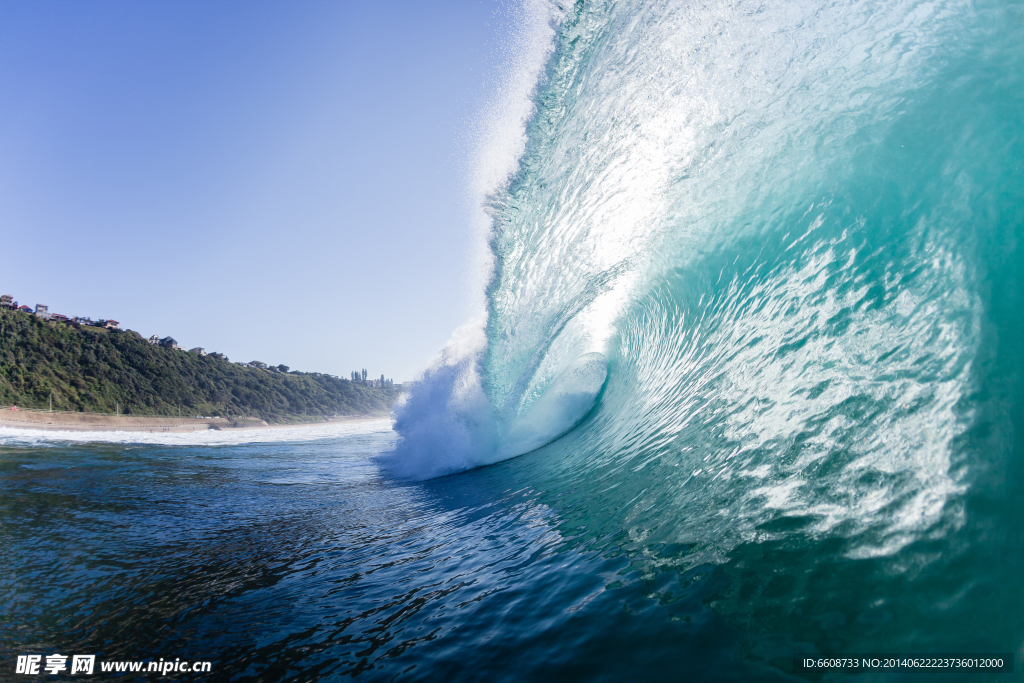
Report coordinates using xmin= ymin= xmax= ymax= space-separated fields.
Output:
xmin=390 ymin=0 xmax=1023 ymax=562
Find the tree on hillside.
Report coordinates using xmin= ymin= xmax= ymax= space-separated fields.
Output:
xmin=0 ymin=308 xmax=401 ymax=422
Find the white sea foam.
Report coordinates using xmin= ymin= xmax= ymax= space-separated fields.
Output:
xmin=0 ymin=419 xmax=392 ymax=448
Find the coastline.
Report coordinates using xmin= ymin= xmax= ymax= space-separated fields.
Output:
xmin=0 ymin=410 xmax=389 ymax=433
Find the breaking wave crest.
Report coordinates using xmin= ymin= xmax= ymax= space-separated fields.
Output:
xmin=387 ymin=0 xmax=1022 ymax=564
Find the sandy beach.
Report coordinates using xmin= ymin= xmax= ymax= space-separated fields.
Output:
xmin=0 ymin=409 xmax=387 ymax=433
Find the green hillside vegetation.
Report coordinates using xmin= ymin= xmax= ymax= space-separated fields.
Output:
xmin=0 ymin=308 xmax=400 ymax=423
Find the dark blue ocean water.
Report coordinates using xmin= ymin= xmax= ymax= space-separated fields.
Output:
xmin=0 ymin=426 xmax=763 ymax=681
xmin=1 ymin=416 xmax=1020 ymax=681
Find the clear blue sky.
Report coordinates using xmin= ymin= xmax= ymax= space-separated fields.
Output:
xmin=0 ymin=1 xmax=518 ymax=381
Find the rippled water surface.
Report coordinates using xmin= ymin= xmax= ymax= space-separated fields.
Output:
xmin=1 ymin=418 xmax=1020 ymax=681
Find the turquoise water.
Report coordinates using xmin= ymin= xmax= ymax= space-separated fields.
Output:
xmin=3 ymin=0 xmax=1024 ymax=679
xmin=394 ymin=0 xmax=1023 ymax=673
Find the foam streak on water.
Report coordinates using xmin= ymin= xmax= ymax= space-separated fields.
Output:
xmin=0 ymin=420 xmax=392 ymax=448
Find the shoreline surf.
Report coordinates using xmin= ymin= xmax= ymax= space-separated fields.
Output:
xmin=0 ymin=409 xmax=389 ymax=434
